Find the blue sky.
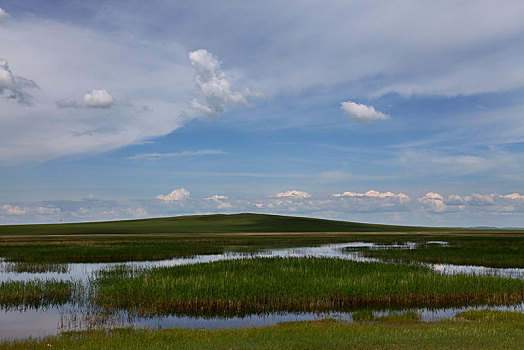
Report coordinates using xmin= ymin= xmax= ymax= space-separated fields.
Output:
xmin=1 ymin=1 xmax=524 ymax=227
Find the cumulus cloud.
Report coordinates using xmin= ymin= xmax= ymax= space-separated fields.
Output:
xmin=188 ymin=49 xmax=261 ymax=116
xmin=206 ymin=195 xmax=228 ymax=200
xmin=83 ymin=89 xmax=115 ymax=108
xmin=205 ymin=194 xmax=232 ymax=209
xmin=341 ymin=101 xmax=390 ymax=123
xmin=500 ymin=193 xmax=524 ymax=200
xmin=419 ymin=192 xmax=447 ymax=212
xmin=124 ymin=207 xmax=147 ymax=217
xmin=333 ymin=190 xmax=410 ymax=202
xmin=56 ymin=89 xmax=117 ymax=109
xmin=275 ymin=190 xmax=311 ymax=199
xmin=0 ymin=8 xmax=8 ymax=23
xmin=2 ymin=204 xmax=27 ymax=215
xmin=0 ymin=58 xmax=39 ymax=105
xmin=156 ymin=188 xmax=191 ymax=201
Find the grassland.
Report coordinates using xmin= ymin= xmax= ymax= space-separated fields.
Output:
xmin=3 ymin=310 xmax=524 ymax=349
xmin=1 ymin=213 xmax=523 ymax=264
xmin=92 ymin=258 xmax=524 ymax=315
xmin=0 ymin=213 xmax=451 ymax=236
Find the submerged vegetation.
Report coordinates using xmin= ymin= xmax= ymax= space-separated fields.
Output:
xmin=3 ymin=310 xmax=524 ymax=349
xmin=93 ymin=258 xmax=524 ymax=315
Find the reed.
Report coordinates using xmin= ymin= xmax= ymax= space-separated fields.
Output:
xmin=0 ymin=279 xmax=79 ymax=309
xmin=92 ymin=258 xmax=524 ymax=315
xmin=357 ymin=239 xmax=524 ymax=268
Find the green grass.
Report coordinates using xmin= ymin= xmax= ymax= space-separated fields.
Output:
xmin=357 ymin=237 xmax=524 ymax=268
xmin=0 ymin=213 xmax=450 ymax=236
xmin=93 ymin=258 xmax=524 ymax=315
xmin=3 ymin=311 xmax=524 ymax=349
xmin=0 ymin=279 xmax=78 ymax=309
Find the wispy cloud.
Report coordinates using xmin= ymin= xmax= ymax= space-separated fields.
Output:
xmin=129 ymin=149 xmax=226 ymax=160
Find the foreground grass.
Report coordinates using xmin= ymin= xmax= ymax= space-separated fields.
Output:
xmin=4 ymin=311 xmax=524 ymax=349
xmin=93 ymin=258 xmax=524 ymax=315
xmin=357 ymin=237 xmax=524 ymax=268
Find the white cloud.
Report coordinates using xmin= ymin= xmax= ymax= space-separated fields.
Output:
xmin=205 ymin=195 xmax=232 ymax=209
xmin=156 ymin=188 xmax=191 ymax=201
xmin=419 ymin=192 xmax=447 ymax=212
xmin=0 ymin=58 xmax=39 ymax=105
xmin=2 ymin=204 xmax=27 ymax=215
xmin=500 ymin=193 xmax=524 ymax=200
xmin=334 ymin=190 xmax=410 ymax=202
xmin=275 ymin=190 xmax=311 ymax=199
xmin=124 ymin=207 xmax=147 ymax=217
xmin=188 ymin=49 xmax=261 ymax=116
xmin=129 ymin=149 xmax=226 ymax=160
xmin=206 ymin=195 xmax=228 ymax=200
xmin=83 ymin=89 xmax=114 ymax=108
xmin=340 ymin=101 xmax=389 ymax=123
xmin=0 ymin=8 xmax=8 ymax=23
xmin=35 ymin=206 xmax=61 ymax=215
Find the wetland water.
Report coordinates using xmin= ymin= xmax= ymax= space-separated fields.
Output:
xmin=1 ymin=241 xmax=524 ymax=340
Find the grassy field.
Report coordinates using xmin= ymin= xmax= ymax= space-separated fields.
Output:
xmin=3 ymin=310 xmax=524 ymax=349
xmin=1 ymin=213 xmax=522 ymax=264
xmin=92 ymin=258 xmax=524 ymax=315
xmin=0 ymin=213 xmax=450 ymax=236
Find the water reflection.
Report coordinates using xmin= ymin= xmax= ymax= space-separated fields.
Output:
xmin=1 ymin=302 xmax=523 ymax=340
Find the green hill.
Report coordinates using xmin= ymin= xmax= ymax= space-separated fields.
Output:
xmin=0 ymin=213 xmax=444 ymax=236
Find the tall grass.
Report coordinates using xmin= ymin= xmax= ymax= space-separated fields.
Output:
xmin=0 ymin=279 xmax=80 ymax=309
xmin=93 ymin=258 xmax=524 ymax=315
xmin=357 ymin=241 xmax=524 ymax=268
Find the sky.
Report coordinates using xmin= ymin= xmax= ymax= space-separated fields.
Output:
xmin=1 ymin=0 xmax=524 ymax=227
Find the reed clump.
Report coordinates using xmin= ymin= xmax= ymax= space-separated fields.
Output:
xmin=92 ymin=258 xmax=524 ymax=315
xmin=0 ymin=279 xmax=79 ymax=309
